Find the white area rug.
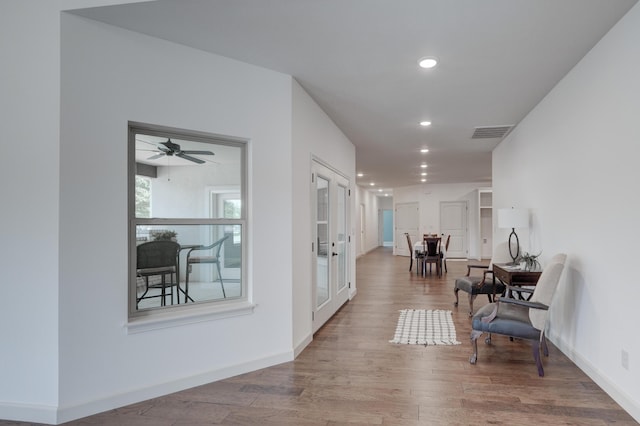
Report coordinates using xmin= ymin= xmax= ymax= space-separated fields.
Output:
xmin=389 ymin=309 xmax=461 ymax=346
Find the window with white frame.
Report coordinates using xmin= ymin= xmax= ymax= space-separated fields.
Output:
xmin=129 ymin=122 xmax=247 ymax=318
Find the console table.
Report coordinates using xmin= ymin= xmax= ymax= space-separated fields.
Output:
xmin=492 ymin=263 xmax=542 ymax=300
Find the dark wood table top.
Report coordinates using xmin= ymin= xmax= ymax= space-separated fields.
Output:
xmin=493 ymin=263 xmax=542 ymax=300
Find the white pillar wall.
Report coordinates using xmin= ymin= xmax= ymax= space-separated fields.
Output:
xmin=0 ymin=2 xmax=356 ymax=424
xmin=493 ymin=2 xmax=640 ymax=420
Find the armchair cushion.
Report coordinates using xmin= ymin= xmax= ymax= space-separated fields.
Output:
xmin=455 ymin=275 xmax=506 ymax=296
xmin=472 ymin=302 xmax=541 ymax=341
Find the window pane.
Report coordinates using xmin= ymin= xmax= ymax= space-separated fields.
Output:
xmin=135 ymin=134 xmax=242 ymax=219
xmin=135 ymin=176 xmax=151 ymax=218
xmin=135 ymin=223 xmax=243 ymax=311
xmin=130 ymin=124 xmax=247 ymax=317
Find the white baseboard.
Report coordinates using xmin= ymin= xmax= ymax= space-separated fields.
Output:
xmin=0 ymin=401 xmax=57 ymax=425
xmin=294 ymin=333 xmax=313 ymax=358
xmin=1 ymin=351 xmax=293 ymax=425
xmin=549 ymin=332 xmax=640 ymax=423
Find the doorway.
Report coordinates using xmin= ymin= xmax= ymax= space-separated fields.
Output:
xmin=312 ymin=160 xmax=350 ymax=333
xmin=380 ymin=209 xmax=393 ymax=247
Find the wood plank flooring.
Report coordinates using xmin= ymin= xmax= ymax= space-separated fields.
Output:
xmin=5 ymin=247 xmax=636 ymax=425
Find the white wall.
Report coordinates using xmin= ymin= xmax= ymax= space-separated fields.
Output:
xmin=393 ymin=182 xmax=489 ymax=258
xmin=493 ymin=3 xmax=640 ymax=421
xmin=1 ymin=3 xmax=356 ymax=423
xmin=355 ymin=186 xmax=382 ymax=255
xmin=378 ymin=196 xmax=393 ymax=210
xmin=0 ymin=4 xmax=62 ymax=421
xmin=291 ymin=80 xmax=356 ymax=355
xmin=0 ymin=2 xmax=165 ymax=423
xmin=58 ymin=12 xmax=295 ymax=423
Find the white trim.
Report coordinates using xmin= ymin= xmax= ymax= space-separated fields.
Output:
xmin=126 ymin=301 xmax=256 ymax=333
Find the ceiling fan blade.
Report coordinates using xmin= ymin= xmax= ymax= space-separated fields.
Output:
xmin=181 ymin=150 xmax=215 ymax=156
xmin=177 ymin=153 xmax=205 ymax=164
xmin=136 ymin=138 xmax=158 ymax=147
xmin=147 ymin=153 xmax=166 ymax=160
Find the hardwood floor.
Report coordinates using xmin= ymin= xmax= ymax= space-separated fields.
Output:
xmin=5 ymin=247 xmax=636 ymax=425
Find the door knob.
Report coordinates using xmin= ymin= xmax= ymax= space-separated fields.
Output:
xmin=332 ymin=252 xmax=338 ymax=257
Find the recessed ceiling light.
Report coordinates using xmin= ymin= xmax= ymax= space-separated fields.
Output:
xmin=420 ymin=164 xmax=428 ymax=168
xmin=418 ymin=57 xmax=438 ymax=69
xmin=421 ymin=178 xmax=427 ymax=182
xmin=420 ymin=148 xmax=429 ymax=153
xmin=369 ymin=182 xmax=375 ymax=186
xmin=378 ymin=189 xmax=382 ymax=192
xmin=357 ymin=173 xmax=364 ymax=177
xmin=384 ymin=193 xmax=389 ymax=197
xmin=421 ymin=172 xmax=427 ymax=176
xmin=420 ymin=121 xmax=432 ymax=127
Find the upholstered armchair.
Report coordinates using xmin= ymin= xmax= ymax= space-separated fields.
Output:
xmin=469 ymin=253 xmax=567 ymax=376
xmin=454 ymin=241 xmax=512 ymax=316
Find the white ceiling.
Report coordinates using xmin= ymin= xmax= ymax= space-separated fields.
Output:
xmin=73 ymin=0 xmax=637 ymax=193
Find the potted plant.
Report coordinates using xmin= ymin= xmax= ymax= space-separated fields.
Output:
xmin=151 ymin=230 xmax=177 ymax=241
xmin=519 ymin=251 xmax=541 ymax=271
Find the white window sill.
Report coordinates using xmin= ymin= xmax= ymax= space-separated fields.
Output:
xmin=126 ymin=301 xmax=256 ymax=334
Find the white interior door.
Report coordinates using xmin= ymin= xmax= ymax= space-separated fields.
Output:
xmin=395 ymin=202 xmax=419 ymax=256
xmin=440 ymin=201 xmax=468 ymax=258
xmin=312 ymin=161 xmax=350 ymax=333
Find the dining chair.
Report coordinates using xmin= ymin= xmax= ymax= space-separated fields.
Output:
xmin=422 ymin=236 xmax=441 ymax=276
xmin=469 ymin=253 xmax=567 ymax=376
xmin=404 ymin=233 xmax=424 ymax=273
xmin=136 ymin=240 xmax=180 ymax=308
xmin=184 ymin=235 xmax=230 ymax=300
xmin=441 ymin=234 xmax=451 ymax=273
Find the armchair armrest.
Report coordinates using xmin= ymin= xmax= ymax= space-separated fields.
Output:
xmin=496 ymin=297 xmax=549 ymax=310
xmin=506 ymin=284 xmax=535 ymax=295
xmin=466 ymin=264 xmax=489 ymax=277
xmin=480 ymin=297 xmax=549 ymax=324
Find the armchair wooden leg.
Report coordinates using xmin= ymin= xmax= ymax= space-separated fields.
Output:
xmin=532 ymin=340 xmax=545 ymax=377
xmin=467 ymin=294 xmax=477 ymax=317
xmin=470 ymin=330 xmax=482 ymax=364
xmin=541 ymin=333 xmax=549 ymax=357
xmin=453 ymin=287 xmax=459 ymax=307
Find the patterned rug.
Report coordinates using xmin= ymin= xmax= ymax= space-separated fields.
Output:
xmin=389 ymin=309 xmax=461 ymax=346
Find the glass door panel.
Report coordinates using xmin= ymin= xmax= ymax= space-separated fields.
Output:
xmin=336 ymin=184 xmax=347 ymax=292
xmin=316 ymin=176 xmax=330 ymax=308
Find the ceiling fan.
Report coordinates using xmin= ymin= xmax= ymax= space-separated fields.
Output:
xmin=140 ymin=139 xmax=215 ymax=164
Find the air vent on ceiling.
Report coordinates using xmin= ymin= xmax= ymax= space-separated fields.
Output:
xmin=471 ymin=125 xmax=514 ymax=139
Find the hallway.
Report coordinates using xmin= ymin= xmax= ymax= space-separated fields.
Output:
xmin=13 ymin=247 xmax=635 ymax=425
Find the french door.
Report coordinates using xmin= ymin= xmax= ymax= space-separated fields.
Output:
xmin=312 ymin=161 xmax=350 ymax=333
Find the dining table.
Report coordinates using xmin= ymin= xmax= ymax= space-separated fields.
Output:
xmin=413 ymin=240 xmax=447 ymax=259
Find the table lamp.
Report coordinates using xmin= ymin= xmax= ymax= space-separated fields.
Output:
xmin=498 ymin=208 xmax=529 ymax=265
